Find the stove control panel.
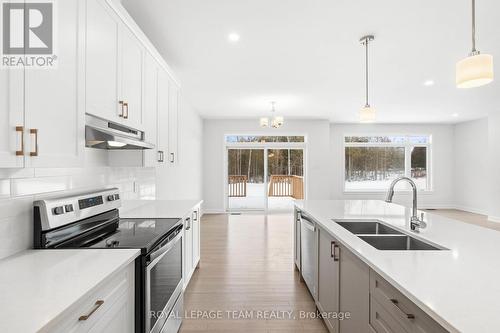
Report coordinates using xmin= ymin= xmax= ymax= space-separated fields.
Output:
xmin=34 ymin=188 xmax=121 ymax=231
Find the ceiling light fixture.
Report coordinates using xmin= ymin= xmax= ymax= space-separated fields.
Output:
xmin=456 ymin=0 xmax=493 ymax=88
xmin=423 ymin=80 xmax=435 ymax=86
xmin=359 ymin=35 xmax=376 ymax=123
xmin=259 ymin=101 xmax=284 ymax=129
xmin=228 ymin=32 xmax=240 ymax=42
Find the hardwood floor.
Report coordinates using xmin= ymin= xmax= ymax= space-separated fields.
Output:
xmin=180 ymin=213 xmax=328 ymax=333
xmin=425 ymin=209 xmax=500 ymax=232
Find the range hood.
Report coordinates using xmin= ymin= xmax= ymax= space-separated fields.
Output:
xmin=85 ymin=113 xmax=155 ymax=150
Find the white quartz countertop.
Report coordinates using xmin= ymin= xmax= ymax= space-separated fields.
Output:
xmin=120 ymin=199 xmax=203 ymax=219
xmin=295 ymin=200 xmax=500 ymax=333
xmin=0 ymin=249 xmax=140 ymax=333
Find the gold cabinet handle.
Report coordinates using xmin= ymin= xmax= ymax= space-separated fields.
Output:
xmin=30 ymin=129 xmax=38 ymax=157
xmin=78 ymin=300 xmax=104 ymax=321
xmin=119 ymin=100 xmax=125 ymax=117
xmin=123 ymin=102 xmax=129 ymax=119
xmin=15 ymin=126 xmax=24 ymax=156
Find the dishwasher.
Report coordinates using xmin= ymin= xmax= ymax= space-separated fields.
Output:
xmin=300 ymin=211 xmax=317 ymax=299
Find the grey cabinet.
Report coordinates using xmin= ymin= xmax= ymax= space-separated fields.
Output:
xmin=339 ymin=245 xmax=370 ymax=333
xmin=317 ymin=227 xmax=340 ymax=333
xmin=369 ymin=271 xmax=448 ymax=333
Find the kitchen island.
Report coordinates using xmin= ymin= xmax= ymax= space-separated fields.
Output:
xmin=295 ymin=200 xmax=500 ymax=333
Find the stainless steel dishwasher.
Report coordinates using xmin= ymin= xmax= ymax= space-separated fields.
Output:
xmin=300 ymin=212 xmax=317 ymax=299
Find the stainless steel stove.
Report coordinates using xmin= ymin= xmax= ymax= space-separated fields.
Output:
xmin=34 ymin=188 xmax=183 ymax=333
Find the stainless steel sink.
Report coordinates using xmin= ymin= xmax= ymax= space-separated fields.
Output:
xmin=335 ymin=219 xmax=402 ymax=235
xmin=358 ymin=235 xmax=445 ymax=251
xmin=333 ymin=219 xmax=446 ymax=251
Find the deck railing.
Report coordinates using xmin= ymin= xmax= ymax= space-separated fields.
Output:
xmin=268 ymin=175 xmax=304 ymax=199
xmin=228 ymin=175 xmax=247 ymax=197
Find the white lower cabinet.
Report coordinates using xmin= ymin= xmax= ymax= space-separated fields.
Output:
xmin=43 ymin=261 xmax=135 ymax=333
xmin=183 ymin=205 xmax=201 ymax=288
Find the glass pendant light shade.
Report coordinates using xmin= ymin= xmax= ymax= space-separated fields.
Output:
xmin=457 ymin=0 xmax=494 ymax=88
xmin=260 ymin=117 xmax=269 ymax=128
xmin=360 ymin=106 xmax=376 ymax=123
xmin=456 ymin=53 xmax=494 ymax=88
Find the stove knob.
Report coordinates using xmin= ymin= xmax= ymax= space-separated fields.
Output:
xmin=52 ymin=206 xmax=64 ymax=215
xmin=64 ymin=204 xmax=74 ymax=213
xmin=107 ymin=195 xmax=116 ymax=202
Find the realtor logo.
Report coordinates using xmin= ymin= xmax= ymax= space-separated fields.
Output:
xmin=2 ymin=0 xmax=56 ymax=68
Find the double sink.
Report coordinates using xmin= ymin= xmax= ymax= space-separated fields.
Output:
xmin=334 ymin=219 xmax=447 ymax=251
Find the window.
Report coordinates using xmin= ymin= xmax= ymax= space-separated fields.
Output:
xmin=225 ymin=135 xmax=305 ymax=143
xmin=344 ymin=135 xmax=430 ymax=191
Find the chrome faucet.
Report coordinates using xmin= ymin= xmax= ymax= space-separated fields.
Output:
xmin=385 ymin=176 xmax=425 ymax=232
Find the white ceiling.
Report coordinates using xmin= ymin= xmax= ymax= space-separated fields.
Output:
xmin=122 ymin=0 xmax=499 ymax=123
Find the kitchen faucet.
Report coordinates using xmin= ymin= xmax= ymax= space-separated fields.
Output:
xmin=385 ymin=176 xmax=425 ymax=232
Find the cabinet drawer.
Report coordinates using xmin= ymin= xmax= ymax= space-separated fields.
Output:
xmin=370 ymin=296 xmax=408 ymax=333
xmin=42 ymin=264 xmax=133 ymax=333
xmin=369 ymin=271 xmax=447 ymax=333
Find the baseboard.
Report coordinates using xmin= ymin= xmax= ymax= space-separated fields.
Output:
xmin=449 ymin=205 xmax=488 ymax=216
xmin=487 ymin=216 xmax=500 ymax=223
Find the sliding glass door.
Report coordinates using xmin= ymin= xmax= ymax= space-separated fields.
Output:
xmin=227 ymin=149 xmax=266 ymax=210
xmin=226 ymin=147 xmax=305 ymax=212
xmin=267 ymin=149 xmax=304 ymax=211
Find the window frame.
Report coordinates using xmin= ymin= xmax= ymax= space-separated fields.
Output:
xmin=343 ymin=134 xmax=432 ymax=193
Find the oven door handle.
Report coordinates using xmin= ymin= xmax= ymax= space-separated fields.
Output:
xmin=148 ymin=232 xmax=182 ymax=267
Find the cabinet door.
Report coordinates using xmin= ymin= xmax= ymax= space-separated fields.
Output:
xmin=24 ymin=0 xmax=83 ymax=167
xmin=85 ymin=292 xmax=133 ymax=333
xmin=192 ymin=208 xmax=200 ymax=267
xmin=167 ymin=81 xmax=179 ymax=165
xmin=0 ymin=66 xmax=24 ymax=168
xmin=143 ymin=53 xmax=159 ymax=167
xmin=86 ymin=0 xmax=120 ymax=121
xmin=339 ymin=246 xmax=370 ymax=333
xmin=157 ymin=70 xmax=169 ymax=160
xmin=183 ymin=216 xmax=193 ymax=287
xmin=317 ymin=227 xmax=340 ymax=333
xmin=120 ymin=26 xmax=143 ymax=129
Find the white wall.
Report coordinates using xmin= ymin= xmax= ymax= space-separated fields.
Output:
xmin=454 ymin=118 xmax=489 ymax=215
xmin=330 ymin=124 xmax=455 ymax=208
xmin=156 ymin=97 xmax=203 ymax=200
xmin=202 ymin=119 xmax=332 ymax=212
xmin=488 ymin=113 xmax=500 ymax=221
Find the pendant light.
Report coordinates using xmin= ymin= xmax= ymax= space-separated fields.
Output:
xmin=456 ymin=0 xmax=493 ymax=88
xmin=360 ymin=35 xmax=376 ymax=123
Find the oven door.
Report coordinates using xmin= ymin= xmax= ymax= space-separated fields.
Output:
xmin=146 ymin=228 xmax=183 ymax=333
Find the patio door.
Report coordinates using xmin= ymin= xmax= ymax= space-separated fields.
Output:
xmin=227 ymin=148 xmax=266 ymax=210
xmin=267 ymin=149 xmax=304 ymax=211
xmin=226 ymin=147 xmax=305 ymax=212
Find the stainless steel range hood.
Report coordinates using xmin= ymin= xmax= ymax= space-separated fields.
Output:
xmin=85 ymin=113 xmax=155 ymax=150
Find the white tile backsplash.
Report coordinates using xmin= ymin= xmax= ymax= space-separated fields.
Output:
xmin=0 ymin=166 xmax=155 ymax=260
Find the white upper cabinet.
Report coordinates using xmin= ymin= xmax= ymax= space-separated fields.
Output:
xmin=119 ymin=26 xmax=144 ymax=129
xmin=24 ymin=0 xmax=83 ymax=167
xmin=86 ymin=0 xmax=120 ymax=122
xmin=168 ymin=81 xmax=179 ymax=165
xmin=0 ymin=68 xmax=24 ymax=168
xmin=143 ymin=53 xmax=160 ymax=167
xmin=157 ymin=69 xmax=170 ymax=165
